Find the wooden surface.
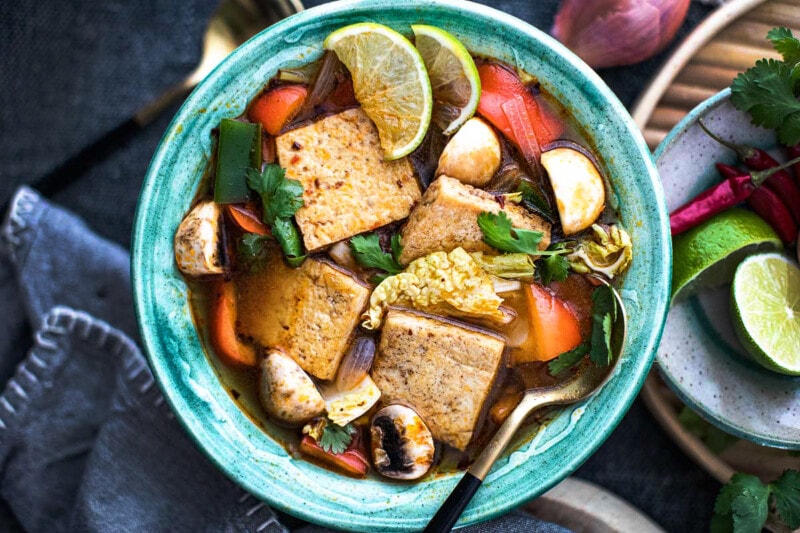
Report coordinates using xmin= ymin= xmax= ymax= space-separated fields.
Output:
xmin=632 ymin=0 xmax=800 ymax=149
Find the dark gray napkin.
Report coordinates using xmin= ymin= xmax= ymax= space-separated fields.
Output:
xmin=0 ymin=187 xmax=568 ymax=532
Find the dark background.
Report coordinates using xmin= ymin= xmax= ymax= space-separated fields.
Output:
xmin=0 ymin=0 xmax=721 ymax=531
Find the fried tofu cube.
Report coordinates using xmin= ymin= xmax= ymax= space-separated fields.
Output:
xmin=398 ymin=176 xmax=551 ymax=264
xmin=371 ymin=309 xmax=505 ymax=450
xmin=235 ymin=253 xmax=370 ymax=380
xmin=276 ymin=108 xmax=422 ymax=251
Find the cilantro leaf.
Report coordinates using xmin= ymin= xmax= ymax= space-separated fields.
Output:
xmin=771 ymin=470 xmax=800 ymax=529
xmin=713 ymin=473 xmax=771 ymax=533
xmin=478 ymin=211 xmax=545 ymax=254
xmin=588 ymin=285 xmax=617 ymax=367
xmin=246 ymin=165 xmax=304 ymax=223
xmin=537 ymin=242 xmax=572 ymax=285
xmin=731 ymin=59 xmax=800 ymax=132
xmin=272 ymin=217 xmax=305 ymax=267
xmin=767 ymin=27 xmax=800 ymax=66
xmin=390 ymin=234 xmax=403 ymax=264
xmin=318 ymin=422 xmax=355 ymax=455
xmin=237 ymin=233 xmax=272 ymax=272
xmin=778 ymin=111 xmax=800 ymax=146
xmin=548 ymin=343 xmax=588 ymax=376
xmin=350 ymin=233 xmax=404 ymax=275
xmin=517 ymin=181 xmax=555 ymax=223
xmin=246 ymin=164 xmax=306 ymax=267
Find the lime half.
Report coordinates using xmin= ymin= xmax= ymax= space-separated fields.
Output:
xmin=324 ymin=23 xmax=432 ymax=160
xmin=731 ymin=253 xmax=800 ymax=375
xmin=671 ymin=208 xmax=781 ymax=302
xmin=411 ymin=25 xmax=480 ymax=135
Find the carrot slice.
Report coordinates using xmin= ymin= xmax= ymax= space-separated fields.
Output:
xmin=226 ymin=204 xmax=270 ymax=236
xmin=299 ymin=436 xmax=369 ymax=478
xmin=208 ymin=281 xmax=256 ymax=367
xmin=248 ymin=85 xmax=308 ymax=136
xmin=476 ymin=63 xmax=563 ymax=148
xmin=517 ymin=283 xmax=582 ymax=363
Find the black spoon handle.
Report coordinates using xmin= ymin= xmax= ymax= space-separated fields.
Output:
xmin=423 ymin=472 xmax=483 ymax=533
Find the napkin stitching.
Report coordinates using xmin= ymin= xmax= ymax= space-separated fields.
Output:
xmin=0 ymin=186 xmax=39 ymax=265
xmin=0 ymin=306 xmax=139 ymax=454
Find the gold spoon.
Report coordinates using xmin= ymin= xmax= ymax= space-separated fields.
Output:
xmin=17 ymin=0 xmax=303 ymax=209
xmin=425 ymin=276 xmax=627 ymax=533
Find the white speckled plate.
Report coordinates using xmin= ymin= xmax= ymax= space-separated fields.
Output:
xmin=654 ymin=89 xmax=800 ymax=449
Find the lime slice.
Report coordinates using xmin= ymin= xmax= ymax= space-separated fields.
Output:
xmin=324 ymin=23 xmax=432 ymax=160
xmin=671 ymin=208 xmax=781 ymax=302
xmin=731 ymin=253 xmax=800 ymax=375
xmin=411 ymin=25 xmax=480 ymax=135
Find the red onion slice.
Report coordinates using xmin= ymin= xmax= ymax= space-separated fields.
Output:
xmin=336 ymin=337 xmax=377 ymax=392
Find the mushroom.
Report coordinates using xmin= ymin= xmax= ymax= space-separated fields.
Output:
xmin=370 ymin=405 xmax=435 ymax=480
xmin=258 ymin=349 xmax=325 ymax=425
xmin=174 ymin=200 xmax=228 ymax=277
xmin=436 ymin=117 xmax=501 ymax=187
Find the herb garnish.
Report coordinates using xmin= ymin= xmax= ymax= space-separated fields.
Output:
xmin=247 ymin=164 xmax=306 ymax=267
xmin=318 ymin=421 xmax=356 ymax=455
xmin=478 ymin=211 xmax=569 ymax=255
xmin=517 ymin=180 xmax=556 ymax=223
xmin=537 ymin=242 xmax=572 ymax=285
xmin=237 ymin=233 xmax=272 ymax=272
xmin=548 ymin=284 xmax=617 ymax=376
xmin=350 ymin=233 xmax=404 ymax=276
xmin=711 ymin=470 xmax=800 ymax=532
xmin=731 ymin=27 xmax=800 ymax=145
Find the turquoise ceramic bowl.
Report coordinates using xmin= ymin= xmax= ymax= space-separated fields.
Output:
xmin=132 ymin=0 xmax=669 ymax=530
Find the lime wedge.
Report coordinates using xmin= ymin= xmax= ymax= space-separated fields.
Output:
xmin=731 ymin=253 xmax=800 ymax=375
xmin=324 ymin=23 xmax=432 ymax=160
xmin=411 ymin=25 xmax=480 ymax=135
xmin=671 ymin=208 xmax=781 ymax=302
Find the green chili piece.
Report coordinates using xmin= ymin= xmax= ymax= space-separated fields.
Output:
xmin=214 ymin=119 xmax=262 ymax=204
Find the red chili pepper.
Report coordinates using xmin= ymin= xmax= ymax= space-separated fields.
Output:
xmin=717 ymin=163 xmax=798 ymax=244
xmin=786 ymin=143 xmax=800 ymax=187
xmin=669 ymin=156 xmax=800 ymax=236
xmin=700 ymin=121 xmax=800 ymax=224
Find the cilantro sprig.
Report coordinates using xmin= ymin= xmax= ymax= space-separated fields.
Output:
xmin=247 ymin=164 xmax=306 ymax=267
xmin=548 ymin=284 xmax=617 ymax=376
xmin=237 ymin=233 xmax=271 ymax=272
xmin=318 ymin=421 xmax=356 ymax=455
xmin=537 ymin=242 xmax=572 ymax=285
xmin=478 ymin=211 xmax=571 ymax=256
xmin=350 ymin=233 xmax=404 ymax=279
xmin=711 ymin=470 xmax=800 ymax=532
xmin=730 ymin=27 xmax=800 ymax=145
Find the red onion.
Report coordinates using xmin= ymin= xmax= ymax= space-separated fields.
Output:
xmin=551 ymin=0 xmax=690 ymax=69
xmin=336 ymin=337 xmax=376 ymax=391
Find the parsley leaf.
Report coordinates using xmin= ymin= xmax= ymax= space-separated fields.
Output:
xmin=350 ymin=233 xmax=404 ymax=275
xmin=589 ymin=285 xmax=617 ymax=367
xmin=478 ymin=211 xmax=546 ymax=254
xmin=548 ymin=343 xmax=588 ymax=376
xmin=517 ymin=181 xmax=555 ymax=223
xmin=246 ymin=165 xmax=304 ymax=223
xmin=246 ymin=164 xmax=306 ymax=267
xmin=768 ymin=27 xmax=800 ymax=66
xmin=237 ymin=233 xmax=272 ymax=272
xmin=537 ymin=242 xmax=572 ymax=285
xmin=713 ymin=473 xmax=772 ymax=533
xmin=771 ymin=470 xmax=800 ymax=529
xmin=318 ymin=422 xmax=355 ymax=455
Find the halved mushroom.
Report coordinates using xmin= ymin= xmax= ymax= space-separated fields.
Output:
xmin=370 ymin=405 xmax=435 ymax=480
xmin=541 ymin=141 xmax=605 ymax=235
xmin=436 ymin=117 xmax=501 ymax=187
xmin=174 ymin=200 xmax=228 ymax=277
xmin=258 ymin=349 xmax=325 ymax=425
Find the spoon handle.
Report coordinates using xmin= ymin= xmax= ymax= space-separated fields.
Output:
xmin=424 ymin=393 xmax=556 ymax=532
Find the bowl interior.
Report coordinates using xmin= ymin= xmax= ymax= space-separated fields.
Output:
xmin=655 ymin=89 xmax=800 ymax=449
xmin=132 ymin=0 xmax=669 ymax=529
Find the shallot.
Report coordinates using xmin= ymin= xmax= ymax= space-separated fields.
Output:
xmin=336 ymin=337 xmax=377 ymax=392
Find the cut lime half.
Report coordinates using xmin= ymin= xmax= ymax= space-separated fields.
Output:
xmin=411 ymin=24 xmax=480 ymax=135
xmin=324 ymin=23 xmax=432 ymax=160
xmin=671 ymin=208 xmax=781 ymax=302
xmin=731 ymin=253 xmax=800 ymax=375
